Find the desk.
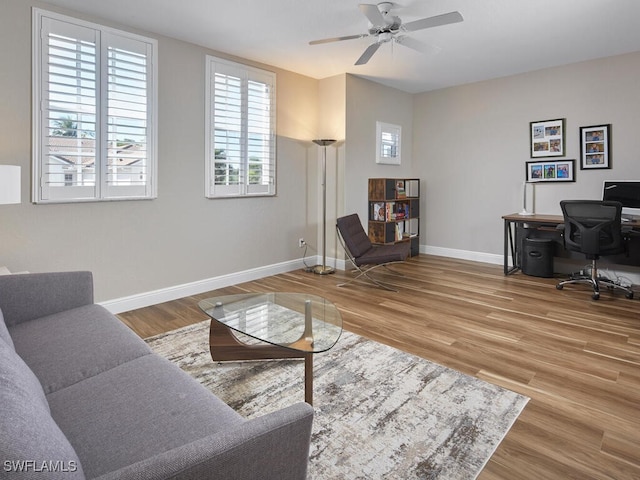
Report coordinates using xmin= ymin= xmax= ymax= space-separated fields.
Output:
xmin=502 ymin=213 xmax=640 ymax=275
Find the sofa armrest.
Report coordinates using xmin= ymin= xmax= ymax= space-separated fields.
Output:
xmin=95 ymin=402 xmax=314 ymax=480
xmin=0 ymin=271 xmax=94 ymax=327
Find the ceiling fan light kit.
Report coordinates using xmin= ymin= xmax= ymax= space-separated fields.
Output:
xmin=309 ymin=2 xmax=463 ymax=65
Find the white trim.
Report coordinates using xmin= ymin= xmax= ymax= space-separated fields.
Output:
xmin=101 ymin=245 xmax=640 ymax=315
xmin=422 ymin=244 xmax=503 ymax=265
xmin=100 ymin=258 xmax=310 ymax=314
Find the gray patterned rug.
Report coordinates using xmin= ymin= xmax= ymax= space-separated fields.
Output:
xmin=146 ymin=321 xmax=528 ymax=479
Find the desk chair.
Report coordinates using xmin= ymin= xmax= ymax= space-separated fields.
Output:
xmin=556 ymin=200 xmax=634 ymax=300
xmin=336 ymin=213 xmax=410 ymax=291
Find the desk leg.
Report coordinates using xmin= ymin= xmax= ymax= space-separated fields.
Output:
xmin=504 ymin=219 xmax=519 ymax=275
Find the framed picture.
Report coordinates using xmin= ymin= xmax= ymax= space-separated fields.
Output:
xmin=376 ymin=121 xmax=401 ymax=165
xmin=530 ymin=118 xmax=565 ymax=158
xmin=580 ymin=124 xmax=611 ymax=170
xmin=526 ymin=159 xmax=575 ymax=183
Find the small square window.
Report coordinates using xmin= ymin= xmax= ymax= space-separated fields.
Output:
xmin=376 ymin=122 xmax=401 ymax=165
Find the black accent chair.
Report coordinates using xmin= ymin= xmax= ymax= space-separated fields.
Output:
xmin=336 ymin=213 xmax=410 ymax=291
xmin=556 ymin=200 xmax=634 ymax=300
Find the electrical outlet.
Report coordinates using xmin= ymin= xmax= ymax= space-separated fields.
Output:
xmin=298 ymin=238 xmax=306 ymax=248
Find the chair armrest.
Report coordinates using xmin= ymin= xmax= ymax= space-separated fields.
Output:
xmin=0 ymin=271 xmax=94 ymax=327
xmin=94 ymin=402 xmax=314 ymax=480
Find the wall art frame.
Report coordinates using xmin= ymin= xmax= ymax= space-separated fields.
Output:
xmin=580 ymin=124 xmax=611 ymax=170
xmin=526 ymin=159 xmax=575 ymax=183
xmin=530 ymin=118 xmax=565 ymax=158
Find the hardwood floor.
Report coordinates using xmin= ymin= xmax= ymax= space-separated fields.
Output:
xmin=118 ymin=255 xmax=640 ymax=479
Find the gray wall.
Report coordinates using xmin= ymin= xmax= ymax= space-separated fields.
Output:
xmin=2 ymin=0 xmax=639 ymax=305
xmin=344 ymin=75 xmax=415 ymax=224
xmin=0 ymin=0 xmax=320 ymax=303
xmin=412 ymin=51 xmax=640 ymax=260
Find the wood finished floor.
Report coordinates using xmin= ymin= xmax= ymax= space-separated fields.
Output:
xmin=118 ymin=255 xmax=640 ymax=479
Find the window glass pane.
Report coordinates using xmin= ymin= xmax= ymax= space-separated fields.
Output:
xmin=106 ymin=45 xmax=149 ymax=187
xmin=45 ymin=32 xmax=97 ymax=189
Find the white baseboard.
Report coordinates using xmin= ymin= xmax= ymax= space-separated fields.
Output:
xmin=103 ymin=242 xmax=638 ymax=315
xmin=423 ymin=245 xmax=503 ymax=265
xmin=100 ymin=258 xmax=308 ymax=314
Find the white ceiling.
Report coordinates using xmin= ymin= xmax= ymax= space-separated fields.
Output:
xmin=41 ymin=0 xmax=640 ymax=93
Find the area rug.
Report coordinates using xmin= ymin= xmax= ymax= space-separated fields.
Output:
xmin=146 ymin=321 xmax=528 ymax=479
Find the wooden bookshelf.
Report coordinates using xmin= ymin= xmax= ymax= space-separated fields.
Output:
xmin=368 ymin=178 xmax=420 ymax=256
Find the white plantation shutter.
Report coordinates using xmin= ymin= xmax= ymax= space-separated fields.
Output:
xmin=205 ymin=56 xmax=276 ymax=198
xmin=33 ymin=9 xmax=157 ymax=203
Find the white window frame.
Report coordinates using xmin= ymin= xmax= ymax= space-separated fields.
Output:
xmin=32 ymin=8 xmax=158 ymax=203
xmin=376 ymin=121 xmax=402 ymax=165
xmin=205 ymin=56 xmax=276 ymax=198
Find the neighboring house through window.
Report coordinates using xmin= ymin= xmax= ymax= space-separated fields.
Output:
xmin=32 ymin=9 xmax=158 ymax=203
xmin=205 ymin=56 xmax=276 ymax=198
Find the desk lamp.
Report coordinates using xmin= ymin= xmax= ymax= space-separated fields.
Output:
xmin=312 ymin=139 xmax=336 ymax=275
xmin=520 ymin=181 xmax=535 ymax=216
xmin=0 ymin=165 xmax=21 ymax=205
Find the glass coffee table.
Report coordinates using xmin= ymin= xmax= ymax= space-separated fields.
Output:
xmin=198 ymin=293 xmax=343 ymax=406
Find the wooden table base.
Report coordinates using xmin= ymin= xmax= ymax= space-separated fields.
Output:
xmin=209 ymin=320 xmax=314 ymax=405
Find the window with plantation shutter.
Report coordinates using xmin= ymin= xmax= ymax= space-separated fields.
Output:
xmin=32 ymin=9 xmax=157 ymax=203
xmin=205 ymin=56 xmax=276 ymax=198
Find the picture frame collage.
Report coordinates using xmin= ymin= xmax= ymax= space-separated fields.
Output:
xmin=527 ymin=118 xmax=611 ymax=183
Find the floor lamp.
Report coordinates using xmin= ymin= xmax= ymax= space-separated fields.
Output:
xmin=312 ymin=139 xmax=336 ymax=275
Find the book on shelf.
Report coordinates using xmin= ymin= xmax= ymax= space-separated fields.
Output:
xmin=395 ymin=180 xmax=406 ymax=199
xmin=385 ymin=202 xmax=396 ymax=221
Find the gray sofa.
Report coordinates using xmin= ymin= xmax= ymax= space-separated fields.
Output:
xmin=0 ymin=271 xmax=314 ymax=479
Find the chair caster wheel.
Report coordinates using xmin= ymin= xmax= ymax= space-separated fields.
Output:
xmin=626 ymin=292 xmax=634 ymax=299
xmin=556 ymin=284 xmax=563 ymax=290
xmin=592 ymin=293 xmax=600 ymax=300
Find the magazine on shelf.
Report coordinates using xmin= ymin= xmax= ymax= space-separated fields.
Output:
xmin=373 ymin=203 xmax=385 ymax=221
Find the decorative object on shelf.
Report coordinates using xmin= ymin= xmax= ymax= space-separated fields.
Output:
xmin=530 ymin=118 xmax=565 ymax=158
xmin=519 ymin=181 xmax=535 ymax=216
xmin=312 ymin=139 xmax=337 ymax=275
xmin=526 ymin=159 xmax=575 ymax=183
xmin=375 ymin=122 xmax=401 ymax=165
xmin=0 ymin=165 xmax=21 ymax=205
xmin=580 ymin=124 xmax=611 ymax=170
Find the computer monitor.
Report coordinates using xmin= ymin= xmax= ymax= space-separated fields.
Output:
xmin=602 ymin=181 xmax=640 ymax=219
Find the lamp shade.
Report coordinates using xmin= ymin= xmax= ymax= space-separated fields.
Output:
xmin=0 ymin=165 xmax=21 ymax=205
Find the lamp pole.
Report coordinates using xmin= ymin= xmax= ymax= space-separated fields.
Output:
xmin=312 ymin=139 xmax=336 ymax=275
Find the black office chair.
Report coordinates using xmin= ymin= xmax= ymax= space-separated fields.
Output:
xmin=556 ymin=200 xmax=634 ymax=300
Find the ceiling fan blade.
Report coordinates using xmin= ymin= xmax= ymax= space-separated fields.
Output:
xmin=395 ymin=36 xmax=441 ymax=56
xmin=359 ymin=3 xmax=386 ymax=26
xmin=355 ymin=42 xmax=381 ymax=65
xmin=403 ymin=11 xmax=463 ymax=32
xmin=309 ymin=34 xmax=367 ymax=45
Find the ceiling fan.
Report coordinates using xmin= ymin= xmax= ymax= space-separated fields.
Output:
xmin=309 ymin=2 xmax=463 ymax=65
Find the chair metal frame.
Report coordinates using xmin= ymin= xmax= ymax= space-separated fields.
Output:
xmin=335 ymin=215 xmax=409 ymax=292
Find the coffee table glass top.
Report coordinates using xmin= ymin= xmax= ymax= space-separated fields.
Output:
xmin=198 ymin=293 xmax=343 ymax=353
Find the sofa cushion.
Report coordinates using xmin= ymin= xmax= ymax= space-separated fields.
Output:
xmin=46 ymin=354 xmax=243 ymax=479
xmin=0 ymin=307 xmax=14 ymax=349
xmin=9 ymin=304 xmax=152 ymax=394
xmin=0 ymin=340 xmax=85 ymax=479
